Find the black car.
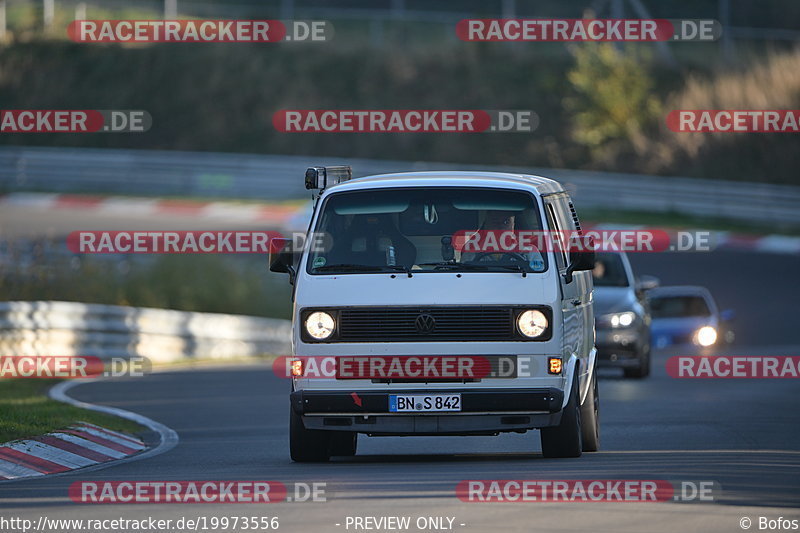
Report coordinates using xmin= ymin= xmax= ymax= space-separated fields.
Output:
xmin=592 ymin=251 xmax=657 ymax=378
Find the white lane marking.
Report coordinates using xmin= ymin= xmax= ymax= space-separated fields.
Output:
xmin=48 ymin=433 xmax=127 ymax=459
xmin=96 ymin=197 xmax=159 ymax=216
xmin=75 ymin=422 xmax=144 ymax=445
xmin=204 ymin=203 xmax=264 ymax=221
xmin=2 ymin=441 xmax=97 ymax=468
xmin=70 ymin=426 xmax=145 ymax=450
xmin=0 ymin=458 xmax=44 ymax=479
xmin=0 ymin=192 xmax=60 ymax=208
xmin=48 ymin=379 xmax=179 ymax=476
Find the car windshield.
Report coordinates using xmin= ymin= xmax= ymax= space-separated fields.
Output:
xmin=307 ymin=187 xmax=547 ymax=274
xmin=591 ymin=252 xmax=629 ymax=287
xmin=649 ymin=295 xmax=711 ymax=318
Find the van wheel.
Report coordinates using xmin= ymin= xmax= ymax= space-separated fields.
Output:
xmin=329 ymin=432 xmax=357 ymax=456
xmin=580 ymin=371 xmax=600 ymax=452
xmin=540 ymin=371 xmax=583 ymax=458
xmin=289 ymin=408 xmax=331 ymax=462
xmin=624 ymin=346 xmax=651 ymax=379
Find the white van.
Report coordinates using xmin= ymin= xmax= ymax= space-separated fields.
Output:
xmin=270 ymin=167 xmax=598 ymax=461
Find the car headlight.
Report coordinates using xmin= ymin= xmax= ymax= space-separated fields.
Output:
xmin=304 ymin=311 xmax=335 ymax=340
xmin=694 ymin=326 xmax=717 ymax=347
xmin=609 ymin=311 xmax=635 ymax=328
xmin=517 ymin=309 xmax=548 ymax=338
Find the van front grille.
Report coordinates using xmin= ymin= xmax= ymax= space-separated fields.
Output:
xmin=337 ymin=306 xmax=515 ymax=342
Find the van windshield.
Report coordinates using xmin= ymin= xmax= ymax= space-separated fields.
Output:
xmin=307 ymin=187 xmax=548 ymax=274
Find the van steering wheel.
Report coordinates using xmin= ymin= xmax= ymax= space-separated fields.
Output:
xmin=471 ymin=252 xmax=528 ymax=263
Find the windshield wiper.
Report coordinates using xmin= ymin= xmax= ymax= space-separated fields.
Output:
xmin=416 ymin=261 xmax=527 ymax=277
xmin=486 ymin=264 xmax=528 ymax=277
xmin=416 ymin=261 xmax=488 ymax=271
xmin=315 ymin=264 xmax=413 ymax=277
xmin=315 ymin=264 xmax=383 ymax=272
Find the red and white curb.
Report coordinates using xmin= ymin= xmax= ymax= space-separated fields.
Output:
xmin=0 ymin=192 xmax=301 ymax=226
xmin=0 ymin=380 xmax=179 ymax=483
xmin=3 ymin=192 xmax=800 ymax=255
xmin=0 ymin=422 xmax=145 ymax=480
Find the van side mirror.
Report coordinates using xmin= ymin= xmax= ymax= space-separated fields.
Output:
xmin=564 ymin=235 xmax=595 ymax=284
xmin=269 ymin=238 xmax=297 ymax=284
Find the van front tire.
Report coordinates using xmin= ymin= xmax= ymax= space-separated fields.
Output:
xmin=540 ymin=371 xmax=583 ymax=458
xmin=290 ymin=408 xmax=331 ymax=462
xmin=580 ymin=371 xmax=600 ymax=452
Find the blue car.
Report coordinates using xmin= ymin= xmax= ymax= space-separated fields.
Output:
xmin=647 ymin=286 xmax=734 ymax=350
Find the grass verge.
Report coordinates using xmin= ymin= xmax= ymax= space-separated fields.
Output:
xmin=0 ymin=254 xmax=293 ymax=320
xmin=0 ymin=379 xmax=146 ymax=443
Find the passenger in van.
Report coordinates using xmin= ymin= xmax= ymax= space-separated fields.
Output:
xmin=328 ymin=214 xmax=416 ymax=267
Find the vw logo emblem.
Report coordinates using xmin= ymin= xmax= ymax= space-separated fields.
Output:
xmin=414 ymin=313 xmax=436 ymax=334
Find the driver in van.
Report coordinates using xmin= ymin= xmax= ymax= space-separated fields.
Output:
xmin=484 ymin=210 xmax=516 ymax=231
xmin=459 ymin=210 xmax=546 ymax=271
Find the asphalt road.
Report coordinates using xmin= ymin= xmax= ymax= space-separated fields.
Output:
xmin=1 ymin=347 xmax=799 ymax=532
xmin=1 ymin=205 xmax=799 ymax=532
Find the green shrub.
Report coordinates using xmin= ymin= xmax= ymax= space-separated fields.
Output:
xmin=565 ymin=43 xmax=662 ymax=159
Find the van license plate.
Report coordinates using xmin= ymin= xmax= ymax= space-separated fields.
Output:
xmin=389 ymin=394 xmax=461 ymax=412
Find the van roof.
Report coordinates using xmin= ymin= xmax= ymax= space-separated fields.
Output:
xmin=325 ymin=171 xmax=565 ymax=196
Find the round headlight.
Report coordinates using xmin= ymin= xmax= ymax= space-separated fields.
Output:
xmin=305 ymin=311 xmax=335 ymax=340
xmin=610 ymin=312 xmax=635 ymax=327
xmin=517 ymin=310 xmax=548 ymax=338
xmin=695 ymin=326 xmax=717 ymax=347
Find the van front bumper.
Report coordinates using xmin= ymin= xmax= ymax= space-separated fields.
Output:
xmin=291 ymin=388 xmax=564 ymax=435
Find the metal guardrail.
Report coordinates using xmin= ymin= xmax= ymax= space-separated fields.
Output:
xmin=7 ymin=0 xmax=798 ymax=47
xmin=2 ymin=146 xmax=800 ymax=225
xmin=0 ymin=301 xmax=292 ymax=361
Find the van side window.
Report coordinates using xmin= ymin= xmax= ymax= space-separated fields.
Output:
xmin=553 ymin=195 xmax=577 ymax=232
xmin=545 ymin=203 xmax=568 ymax=269
xmin=567 ymin=199 xmax=582 ymax=235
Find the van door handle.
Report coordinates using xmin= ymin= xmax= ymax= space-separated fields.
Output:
xmin=571 ymin=299 xmax=581 ymax=306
